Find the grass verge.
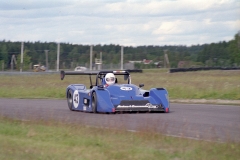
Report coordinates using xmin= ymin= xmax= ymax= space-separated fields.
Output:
xmin=0 ymin=116 xmax=239 ymax=160
xmin=0 ymin=69 xmax=239 ymax=100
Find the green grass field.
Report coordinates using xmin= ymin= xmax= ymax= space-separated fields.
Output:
xmin=0 ymin=117 xmax=239 ymax=160
xmin=0 ymin=69 xmax=239 ymax=100
xmin=0 ymin=69 xmax=240 ymax=159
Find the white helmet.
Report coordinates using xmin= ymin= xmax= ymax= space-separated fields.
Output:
xmin=105 ymin=73 xmax=115 ymax=85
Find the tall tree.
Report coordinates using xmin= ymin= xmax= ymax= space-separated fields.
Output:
xmin=0 ymin=44 xmax=8 ymax=63
xmin=228 ymin=34 xmax=240 ymax=66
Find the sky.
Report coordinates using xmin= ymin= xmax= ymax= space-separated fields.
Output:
xmin=0 ymin=0 xmax=239 ymax=46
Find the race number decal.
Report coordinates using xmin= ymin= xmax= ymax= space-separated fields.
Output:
xmin=73 ymin=90 xmax=79 ymax=108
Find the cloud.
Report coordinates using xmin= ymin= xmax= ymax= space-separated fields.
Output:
xmin=0 ymin=0 xmax=239 ymax=46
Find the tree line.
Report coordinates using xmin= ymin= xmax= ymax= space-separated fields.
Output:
xmin=0 ymin=33 xmax=239 ymax=70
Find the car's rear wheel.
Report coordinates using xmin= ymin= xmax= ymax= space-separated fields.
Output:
xmin=67 ymin=90 xmax=73 ymax=111
xmin=91 ymin=92 xmax=97 ymax=113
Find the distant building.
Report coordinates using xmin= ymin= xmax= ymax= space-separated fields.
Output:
xmin=154 ymin=61 xmax=163 ymax=68
xmin=129 ymin=60 xmax=142 ymax=63
xmin=129 ymin=59 xmax=153 ymax=64
xmin=142 ymin=59 xmax=153 ymax=64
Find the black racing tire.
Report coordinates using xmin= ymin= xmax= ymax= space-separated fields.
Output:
xmin=91 ymin=92 xmax=98 ymax=113
xmin=67 ymin=90 xmax=73 ymax=111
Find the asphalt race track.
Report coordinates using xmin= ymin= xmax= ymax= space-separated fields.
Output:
xmin=0 ymin=98 xmax=239 ymax=143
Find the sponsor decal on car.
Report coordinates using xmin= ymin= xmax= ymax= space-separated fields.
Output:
xmin=117 ymin=103 xmax=158 ymax=108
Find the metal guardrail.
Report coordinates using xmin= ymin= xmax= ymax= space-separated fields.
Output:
xmin=169 ymin=67 xmax=240 ymax=73
xmin=0 ymin=71 xmax=60 ymax=75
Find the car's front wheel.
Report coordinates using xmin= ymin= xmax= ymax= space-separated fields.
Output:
xmin=67 ymin=90 xmax=73 ymax=111
xmin=91 ymin=92 xmax=98 ymax=113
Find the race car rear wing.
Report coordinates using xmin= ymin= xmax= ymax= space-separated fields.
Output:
xmin=60 ymin=70 xmax=131 ymax=86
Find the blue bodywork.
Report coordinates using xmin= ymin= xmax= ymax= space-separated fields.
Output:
xmin=61 ymin=70 xmax=169 ymax=113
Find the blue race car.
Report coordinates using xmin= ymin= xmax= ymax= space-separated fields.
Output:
xmin=60 ymin=70 xmax=169 ymax=113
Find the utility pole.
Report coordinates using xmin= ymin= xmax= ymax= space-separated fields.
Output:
xmin=164 ymin=50 xmax=169 ymax=68
xmin=11 ymin=55 xmax=17 ymax=71
xmin=45 ymin=50 xmax=49 ymax=70
xmin=90 ymin=45 xmax=93 ymax=70
xmin=57 ymin=43 xmax=60 ymax=71
xmin=100 ymin=52 xmax=102 ymax=70
xmin=20 ymin=42 xmax=24 ymax=72
xmin=121 ymin=46 xmax=124 ymax=70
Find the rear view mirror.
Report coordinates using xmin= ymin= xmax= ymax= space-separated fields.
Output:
xmin=98 ymin=85 xmax=104 ymax=90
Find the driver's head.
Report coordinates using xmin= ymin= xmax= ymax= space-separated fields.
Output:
xmin=105 ymin=73 xmax=115 ymax=85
